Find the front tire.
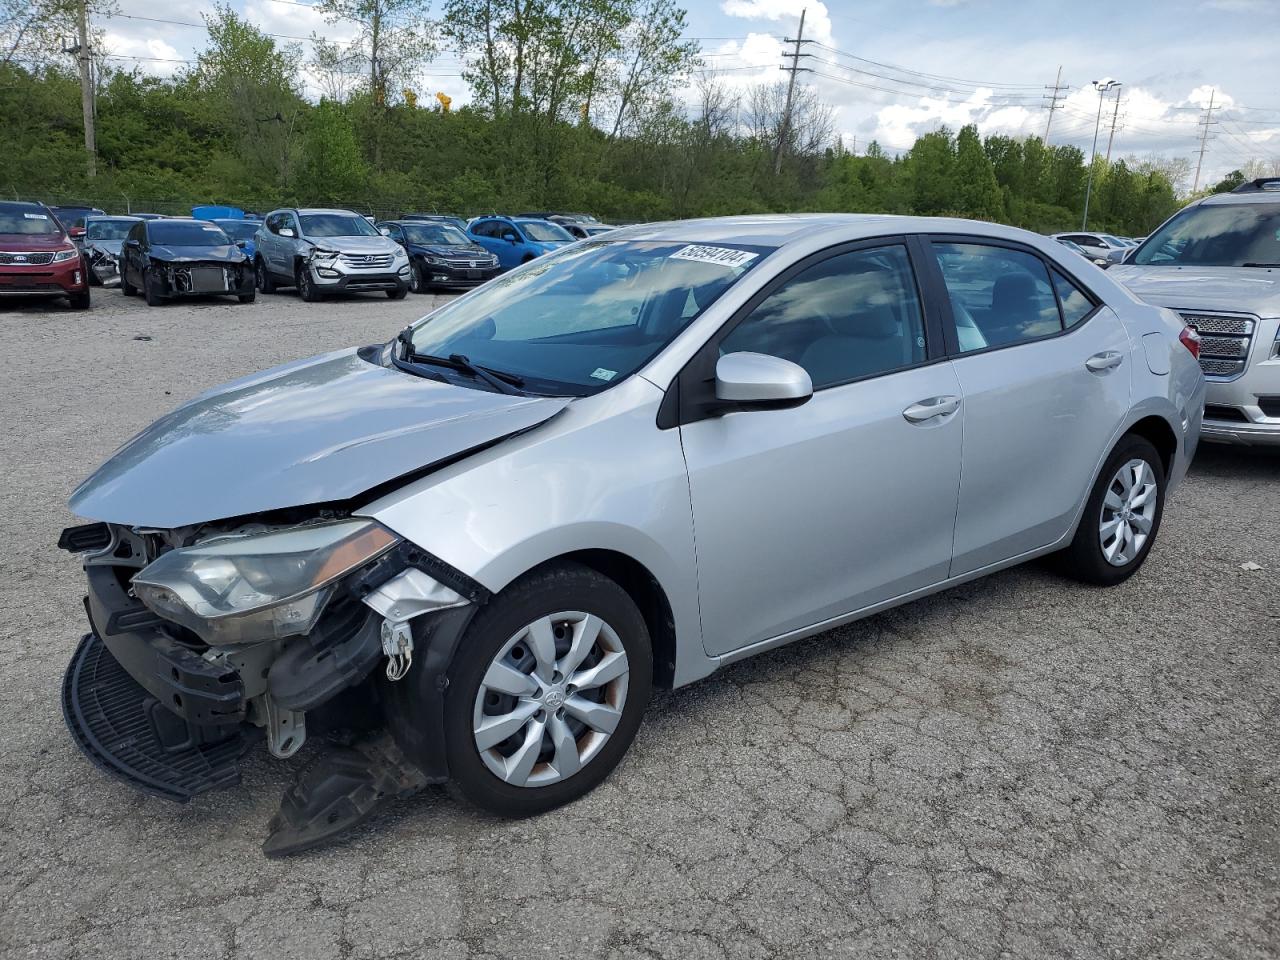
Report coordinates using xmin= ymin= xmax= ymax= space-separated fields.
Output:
xmin=255 ymin=257 xmax=276 ymax=294
xmin=296 ymin=263 xmax=321 ymax=302
xmin=1056 ymin=435 xmax=1165 ymax=586
xmin=120 ymin=270 xmax=136 ymax=297
xmin=443 ymin=563 xmax=652 ymax=817
xmin=68 ymin=289 xmax=90 ymax=310
xmin=387 ymin=283 xmax=408 ymax=300
xmin=238 ymin=290 xmax=256 ymax=304
xmin=143 ymin=268 xmax=164 ymax=307
xmin=408 ymin=261 xmax=428 ymax=294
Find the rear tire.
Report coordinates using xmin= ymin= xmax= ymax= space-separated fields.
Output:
xmin=443 ymin=563 xmax=652 ymax=817
xmin=1055 ymin=435 xmax=1165 ymax=586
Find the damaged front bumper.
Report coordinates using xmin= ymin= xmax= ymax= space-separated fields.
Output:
xmin=150 ymin=259 xmax=254 ymax=297
xmin=58 ymin=520 xmax=486 ymax=855
xmin=86 ymin=247 xmax=121 ymax=286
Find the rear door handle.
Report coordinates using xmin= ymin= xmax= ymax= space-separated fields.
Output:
xmin=1086 ymin=350 xmax=1124 ymax=373
xmin=903 ymin=395 xmax=961 ymax=423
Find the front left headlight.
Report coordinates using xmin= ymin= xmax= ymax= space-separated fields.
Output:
xmin=133 ymin=519 xmax=399 ymax=645
xmin=52 ymin=248 xmax=79 ymax=262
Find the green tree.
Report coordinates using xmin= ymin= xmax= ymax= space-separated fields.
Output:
xmin=903 ymin=129 xmax=956 ymax=215
xmin=294 ymin=99 xmax=368 ymax=199
xmin=953 ymin=124 xmax=1004 ymax=220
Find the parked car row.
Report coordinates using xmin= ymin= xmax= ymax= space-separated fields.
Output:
xmin=1 ymin=200 xmax=616 ymax=310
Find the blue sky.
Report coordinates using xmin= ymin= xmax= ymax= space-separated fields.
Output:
xmin=99 ymin=0 xmax=1280 ymax=188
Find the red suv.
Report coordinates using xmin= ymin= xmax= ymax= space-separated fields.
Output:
xmin=0 ymin=201 xmax=90 ymax=309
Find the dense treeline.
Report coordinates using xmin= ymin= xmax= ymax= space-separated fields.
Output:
xmin=0 ymin=4 xmax=1181 ymax=234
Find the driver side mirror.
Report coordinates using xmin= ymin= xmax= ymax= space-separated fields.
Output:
xmin=715 ymin=352 xmax=813 ymax=409
xmin=69 ymin=226 xmax=85 ymax=239
xmin=502 ymin=231 xmax=518 ymax=244
xmin=234 ymin=239 xmax=247 ymax=249
xmin=279 ymin=227 xmax=295 ymax=238
xmin=379 ymin=227 xmax=391 ymax=237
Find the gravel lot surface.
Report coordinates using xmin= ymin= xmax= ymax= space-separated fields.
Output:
xmin=1 ymin=288 xmax=1278 ymax=960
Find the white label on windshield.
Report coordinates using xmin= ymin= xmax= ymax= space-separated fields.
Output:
xmin=24 ymin=213 xmax=48 ymax=220
xmin=670 ymin=244 xmax=757 ymax=268
xmin=590 ymin=368 xmax=617 ymax=382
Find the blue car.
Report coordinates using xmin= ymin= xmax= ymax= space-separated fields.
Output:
xmin=467 ymin=216 xmax=574 ymax=269
xmin=212 ymin=219 xmax=261 ymax=260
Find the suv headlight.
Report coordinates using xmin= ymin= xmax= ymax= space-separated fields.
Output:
xmin=52 ymin=248 xmax=79 ymax=262
xmin=423 ymin=255 xmax=445 ymax=266
xmin=308 ymin=247 xmax=340 ymax=263
xmin=132 ymin=519 xmax=399 ymax=645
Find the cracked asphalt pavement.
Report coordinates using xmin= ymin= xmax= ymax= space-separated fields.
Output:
xmin=1 ymin=289 xmax=1277 ymax=959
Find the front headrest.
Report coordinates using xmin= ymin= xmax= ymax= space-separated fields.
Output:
xmin=993 ymin=272 xmax=1036 ymax=310
xmin=829 ymin=303 xmax=898 ymax=339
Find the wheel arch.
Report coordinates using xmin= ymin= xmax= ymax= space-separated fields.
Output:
xmin=1124 ymin=414 xmax=1178 ymax=479
xmin=521 ymin=549 xmax=679 ymax=689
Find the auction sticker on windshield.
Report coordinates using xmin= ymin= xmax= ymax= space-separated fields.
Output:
xmin=670 ymin=244 xmax=758 ymax=268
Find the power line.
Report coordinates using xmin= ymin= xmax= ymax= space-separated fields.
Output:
xmin=811 ymin=41 xmax=1043 ymax=92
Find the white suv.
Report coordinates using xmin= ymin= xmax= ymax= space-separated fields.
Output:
xmin=1110 ymin=179 xmax=1280 ymax=446
xmin=254 ymin=208 xmax=410 ymax=300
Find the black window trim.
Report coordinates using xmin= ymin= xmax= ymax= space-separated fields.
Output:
xmin=658 ymin=234 xmax=947 ymax=428
xmin=917 ymin=233 xmax=1103 ymax=359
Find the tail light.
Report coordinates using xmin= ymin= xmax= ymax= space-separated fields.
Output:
xmin=1179 ymin=325 xmax=1201 ymax=360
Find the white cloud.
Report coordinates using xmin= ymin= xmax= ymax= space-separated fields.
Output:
xmin=720 ymin=0 xmax=834 ymax=46
xmin=101 ymin=31 xmax=184 ymax=76
xmin=1185 ymin=84 xmax=1233 ymax=109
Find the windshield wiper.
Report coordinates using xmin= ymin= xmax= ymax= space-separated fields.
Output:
xmin=1242 ymin=262 xmax=1280 ymax=268
xmin=402 ymin=349 xmax=524 ymax=395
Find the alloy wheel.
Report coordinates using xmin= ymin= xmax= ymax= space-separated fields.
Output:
xmin=472 ymin=611 xmax=629 ymax=787
xmin=1099 ymin=457 xmax=1158 ymax=566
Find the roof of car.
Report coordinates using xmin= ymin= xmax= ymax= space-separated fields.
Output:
xmin=0 ymin=200 xmax=50 ymax=212
xmin=291 ymin=208 xmax=362 ymax=216
xmin=88 ymin=215 xmax=140 ymax=222
xmin=1199 ymin=191 xmax=1280 ymax=207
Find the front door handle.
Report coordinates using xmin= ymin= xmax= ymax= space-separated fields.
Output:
xmin=903 ymin=395 xmax=961 ymax=423
xmin=1086 ymin=350 xmax=1124 ymax=373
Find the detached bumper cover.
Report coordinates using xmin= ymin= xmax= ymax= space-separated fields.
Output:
xmin=62 ymin=632 xmax=245 ymax=802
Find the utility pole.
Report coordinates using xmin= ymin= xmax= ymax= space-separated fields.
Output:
xmin=1104 ymin=89 xmax=1123 ymax=163
xmin=1082 ymin=77 xmax=1121 ymax=230
xmin=76 ymin=0 xmax=96 ymax=178
xmin=774 ymin=8 xmax=812 ymax=175
xmin=1192 ymin=88 xmax=1217 ymax=193
xmin=1042 ymin=66 xmax=1065 ymax=144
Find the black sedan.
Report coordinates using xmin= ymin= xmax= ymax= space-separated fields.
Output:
xmin=376 ymin=219 xmax=501 ymax=293
xmin=120 ymin=219 xmax=255 ymax=306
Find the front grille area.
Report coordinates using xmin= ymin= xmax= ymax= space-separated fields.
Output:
xmin=0 ymin=251 xmax=56 ymax=265
xmin=339 ymin=253 xmax=394 ymax=269
xmin=1260 ymin=396 xmax=1280 ymax=418
xmin=1179 ymin=311 xmax=1257 ymax=380
xmin=443 ymin=257 xmax=492 ymax=268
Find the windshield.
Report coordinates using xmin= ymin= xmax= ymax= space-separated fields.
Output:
xmin=402 ymin=223 xmax=470 ymax=246
xmin=300 ymin=213 xmax=379 ymax=238
xmin=0 ymin=208 xmax=62 ymax=235
xmin=214 ymin=220 xmax=260 ymax=240
xmin=150 ymin=221 xmax=230 ymax=246
xmin=517 ymin=221 xmax=573 ymax=243
xmin=404 ymin=240 xmax=770 ymax=395
xmin=1132 ymin=202 xmax=1280 ymax=267
xmin=86 ymin=219 xmax=136 ymax=240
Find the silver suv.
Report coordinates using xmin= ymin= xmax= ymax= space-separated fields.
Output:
xmin=254 ymin=207 xmax=410 ymax=300
xmin=1110 ymin=179 xmax=1280 ymax=446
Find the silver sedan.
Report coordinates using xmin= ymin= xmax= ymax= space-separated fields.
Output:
xmin=61 ymin=215 xmax=1205 ymax=851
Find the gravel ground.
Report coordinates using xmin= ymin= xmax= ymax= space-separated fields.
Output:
xmin=1 ymin=288 xmax=1278 ymax=960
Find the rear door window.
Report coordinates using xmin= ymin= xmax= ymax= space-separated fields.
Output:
xmin=932 ymin=242 xmax=1062 ymax=351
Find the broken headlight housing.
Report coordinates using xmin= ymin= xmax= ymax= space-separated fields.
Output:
xmin=132 ymin=519 xmax=399 ymax=645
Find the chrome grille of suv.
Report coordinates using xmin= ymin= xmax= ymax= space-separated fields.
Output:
xmin=339 ymin=253 xmax=393 ymax=269
xmin=1179 ymin=311 xmax=1256 ymax=380
xmin=0 ymin=251 xmax=55 ymax=265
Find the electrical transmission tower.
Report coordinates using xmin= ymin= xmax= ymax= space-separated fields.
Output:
xmin=1042 ymin=66 xmax=1066 ymax=144
xmin=775 ymin=8 xmax=813 ymax=175
xmin=1192 ymin=89 xmax=1217 ymax=193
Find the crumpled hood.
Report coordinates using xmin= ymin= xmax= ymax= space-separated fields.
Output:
xmin=1108 ymin=264 xmax=1280 ymax=317
xmin=86 ymin=239 xmax=124 ymax=257
xmin=70 ymin=349 xmax=569 ymax=528
xmin=149 ymin=243 xmax=249 ymax=265
xmin=308 ymin=235 xmax=399 ymax=256
xmin=409 ymin=242 xmax=491 ymax=259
